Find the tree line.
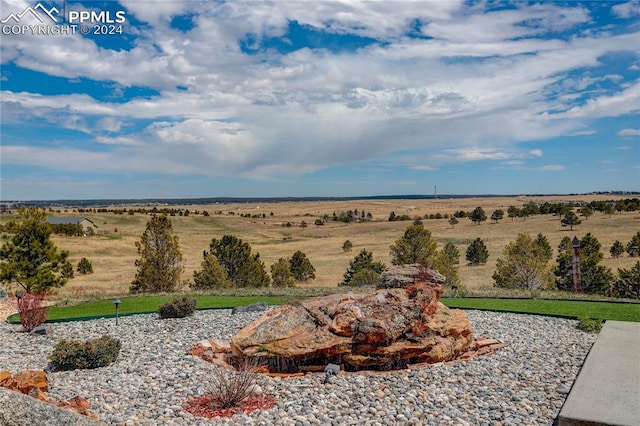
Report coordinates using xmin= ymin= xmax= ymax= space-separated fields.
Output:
xmin=1 ymin=208 xmax=638 ymax=300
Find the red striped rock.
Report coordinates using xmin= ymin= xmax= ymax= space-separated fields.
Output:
xmin=230 ymin=278 xmax=474 ymax=371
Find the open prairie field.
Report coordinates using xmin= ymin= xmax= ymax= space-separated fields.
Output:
xmin=2 ymin=194 xmax=638 ymax=297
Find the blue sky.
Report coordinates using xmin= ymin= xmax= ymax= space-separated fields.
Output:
xmin=1 ymin=0 xmax=638 ymax=200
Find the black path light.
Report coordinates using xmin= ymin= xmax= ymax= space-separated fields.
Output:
xmin=113 ymin=298 xmax=121 ymax=325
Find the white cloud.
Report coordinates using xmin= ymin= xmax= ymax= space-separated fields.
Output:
xmin=560 ymin=81 xmax=640 ymax=119
xmin=1 ymin=0 xmax=638 ymax=183
xmin=97 ymin=117 xmax=122 ymax=132
xmin=537 ymin=165 xmax=565 ymax=171
xmin=409 ymin=165 xmax=438 ymax=171
xmin=612 ymin=0 xmax=640 ymax=18
xmin=617 ymin=128 xmax=640 ymax=137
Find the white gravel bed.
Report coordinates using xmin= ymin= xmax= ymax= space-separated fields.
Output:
xmin=0 ymin=309 xmax=597 ymax=425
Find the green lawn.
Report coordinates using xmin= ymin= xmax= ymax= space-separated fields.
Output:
xmin=7 ymin=295 xmax=639 ymax=323
xmin=442 ymin=298 xmax=640 ymax=322
xmin=13 ymin=295 xmax=292 ymax=322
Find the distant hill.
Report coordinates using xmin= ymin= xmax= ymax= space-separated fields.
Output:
xmin=3 ymin=191 xmax=639 ymax=208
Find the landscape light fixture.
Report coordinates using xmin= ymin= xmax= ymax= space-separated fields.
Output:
xmin=113 ymin=298 xmax=121 ymax=325
xmin=323 ymin=363 xmax=340 ymax=384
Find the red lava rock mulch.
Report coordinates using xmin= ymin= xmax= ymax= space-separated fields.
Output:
xmin=185 ymin=394 xmax=276 ymax=419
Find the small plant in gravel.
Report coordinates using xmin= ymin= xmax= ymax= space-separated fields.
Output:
xmin=208 ymin=359 xmax=262 ymax=409
xmin=577 ymin=317 xmax=603 ymax=333
xmin=186 ymin=359 xmax=275 ymax=419
xmin=158 ymin=297 xmax=197 ymax=319
xmin=17 ymin=292 xmax=49 ymax=332
xmin=49 ymin=335 xmax=121 ymax=371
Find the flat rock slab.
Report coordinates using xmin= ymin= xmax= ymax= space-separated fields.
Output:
xmin=0 ymin=387 xmax=106 ymax=426
xmin=558 ymin=320 xmax=640 ymax=426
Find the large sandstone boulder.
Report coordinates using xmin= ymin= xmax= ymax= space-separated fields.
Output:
xmin=230 ymin=277 xmax=473 ymax=371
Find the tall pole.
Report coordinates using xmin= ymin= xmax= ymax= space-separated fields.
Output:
xmin=571 ymin=236 xmax=582 ymax=293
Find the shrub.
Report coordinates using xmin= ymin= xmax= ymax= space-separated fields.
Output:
xmin=346 ymin=269 xmax=381 ymax=287
xmin=76 ymin=257 xmax=94 ymax=274
xmin=340 ymin=249 xmax=386 ymax=286
xmin=207 ymin=359 xmax=262 ymax=409
xmin=49 ymin=335 xmax=121 ymax=370
xmin=192 ymin=254 xmax=232 ymax=290
xmin=158 ymin=297 xmax=197 ymax=319
xmin=0 ymin=285 xmax=6 ymax=300
xmin=577 ymin=317 xmax=603 ymax=333
xmin=17 ymin=292 xmax=49 ymax=332
xmin=270 ymin=258 xmax=295 ymax=288
xmin=626 ymin=231 xmax=640 ymax=257
xmin=609 ymin=261 xmax=640 ymax=299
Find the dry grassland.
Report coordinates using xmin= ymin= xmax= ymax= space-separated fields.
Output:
xmin=3 ymin=195 xmax=638 ymax=297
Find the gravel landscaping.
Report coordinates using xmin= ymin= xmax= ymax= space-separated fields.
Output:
xmin=0 ymin=309 xmax=597 ymax=425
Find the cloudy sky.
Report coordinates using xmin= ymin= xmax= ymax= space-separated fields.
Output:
xmin=1 ymin=0 xmax=639 ymax=200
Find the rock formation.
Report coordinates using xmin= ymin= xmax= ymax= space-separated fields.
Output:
xmin=0 ymin=370 xmax=98 ymax=419
xmin=229 ymin=267 xmax=474 ymax=372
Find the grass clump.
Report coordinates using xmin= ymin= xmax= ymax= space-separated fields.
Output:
xmin=208 ymin=359 xmax=262 ymax=409
xmin=49 ymin=335 xmax=121 ymax=371
xmin=158 ymin=296 xmax=197 ymax=319
xmin=577 ymin=317 xmax=603 ymax=333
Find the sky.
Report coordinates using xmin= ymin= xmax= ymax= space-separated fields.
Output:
xmin=0 ymin=0 xmax=639 ymax=201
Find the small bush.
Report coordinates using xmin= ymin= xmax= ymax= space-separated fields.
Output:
xmin=208 ymin=359 xmax=262 ymax=409
xmin=609 ymin=261 xmax=640 ymax=299
xmin=577 ymin=317 xmax=603 ymax=333
xmin=49 ymin=335 xmax=121 ymax=371
xmin=0 ymin=286 xmax=6 ymax=300
xmin=17 ymin=293 xmax=49 ymax=332
xmin=344 ymin=269 xmax=380 ymax=287
xmin=76 ymin=257 xmax=94 ymax=274
xmin=158 ymin=297 xmax=197 ymax=319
